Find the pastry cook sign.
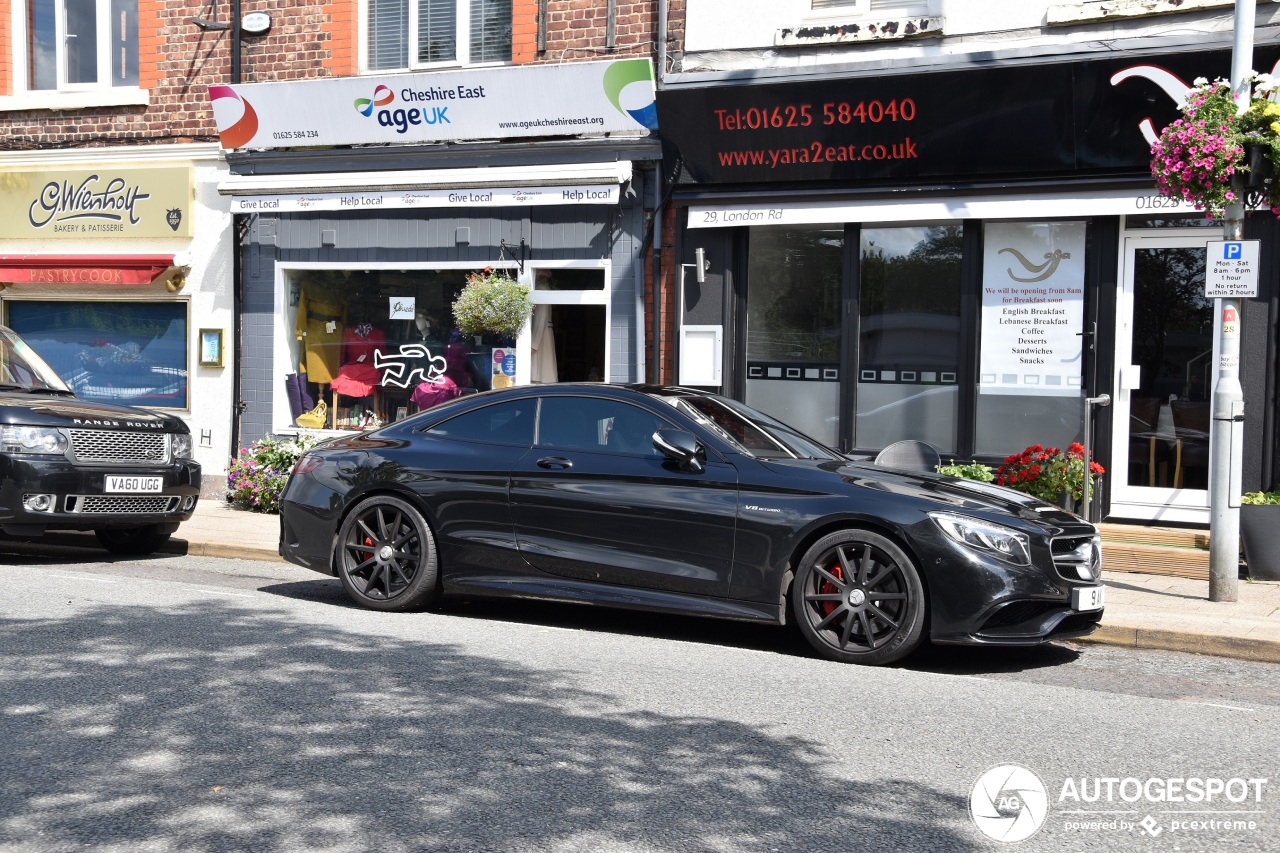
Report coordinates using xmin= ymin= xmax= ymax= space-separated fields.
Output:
xmin=979 ymin=222 xmax=1087 ymax=397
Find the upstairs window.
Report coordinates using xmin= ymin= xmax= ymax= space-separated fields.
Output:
xmin=367 ymin=0 xmax=512 ymax=71
xmin=20 ymin=0 xmax=137 ymax=91
xmin=811 ymin=0 xmax=931 ymax=13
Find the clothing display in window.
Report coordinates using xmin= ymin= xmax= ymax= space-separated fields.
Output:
xmin=330 ymin=323 xmax=388 ymax=398
xmin=410 ymin=374 xmax=461 ymax=410
xmin=295 ymin=282 xmax=345 ymax=385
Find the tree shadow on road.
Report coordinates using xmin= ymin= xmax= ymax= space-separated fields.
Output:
xmin=0 ymin=600 xmax=977 ymax=852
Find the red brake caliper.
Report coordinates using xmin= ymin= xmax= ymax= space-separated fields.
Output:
xmin=819 ymin=564 xmax=843 ymax=617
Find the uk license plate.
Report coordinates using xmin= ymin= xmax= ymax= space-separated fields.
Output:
xmin=1071 ymin=585 xmax=1105 ymax=612
xmin=105 ymin=475 xmax=163 ymax=494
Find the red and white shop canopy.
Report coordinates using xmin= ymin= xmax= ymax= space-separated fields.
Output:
xmin=0 ymin=254 xmax=175 ymax=285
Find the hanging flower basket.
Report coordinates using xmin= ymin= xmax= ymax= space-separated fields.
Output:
xmin=451 ymin=267 xmax=532 ymax=338
xmin=1150 ymin=74 xmax=1280 ymax=216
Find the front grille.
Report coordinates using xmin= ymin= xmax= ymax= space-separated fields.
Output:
xmin=69 ymin=430 xmax=168 ymax=466
xmin=65 ymin=495 xmax=180 ymax=514
xmin=1051 ymin=534 xmax=1102 ymax=581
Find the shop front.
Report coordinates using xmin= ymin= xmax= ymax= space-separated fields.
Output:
xmin=208 ymin=61 xmax=660 ymax=446
xmin=657 ymin=46 xmax=1280 ymax=524
xmin=0 ymin=146 xmax=236 ymax=493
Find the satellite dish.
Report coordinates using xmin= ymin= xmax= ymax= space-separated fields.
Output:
xmin=241 ymin=12 xmax=271 ymax=34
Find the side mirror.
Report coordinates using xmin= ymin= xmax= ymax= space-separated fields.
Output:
xmin=653 ymin=428 xmax=705 ymax=473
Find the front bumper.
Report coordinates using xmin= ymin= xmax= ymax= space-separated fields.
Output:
xmin=0 ymin=455 xmax=201 ymax=535
xmin=914 ymin=516 xmax=1105 ymax=646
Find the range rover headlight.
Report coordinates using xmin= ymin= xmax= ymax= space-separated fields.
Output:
xmin=0 ymin=426 xmax=69 ymax=455
xmin=170 ymin=433 xmax=193 ymax=459
xmin=930 ymin=512 xmax=1032 ymax=566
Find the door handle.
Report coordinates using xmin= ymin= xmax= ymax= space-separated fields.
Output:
xmin=536 ymin=456 xmax=573 ymax=470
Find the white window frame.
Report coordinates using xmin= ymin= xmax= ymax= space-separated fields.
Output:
xmin=3 ymin=0 xmax=146 ymax=111
xmin=810 ymin=0 xmax=932 ymax=16
xmin=358 ymin=0 xmax=511 ymax=74
xmin=523 ymin=261 xmax=613 ymax=388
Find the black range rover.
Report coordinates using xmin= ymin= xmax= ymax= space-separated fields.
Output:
xmin=0 ymin=325 xmax=200 ymax=554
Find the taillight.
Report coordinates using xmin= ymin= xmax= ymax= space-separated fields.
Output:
xmin=292 ymin=454 xmax=323 ymax=476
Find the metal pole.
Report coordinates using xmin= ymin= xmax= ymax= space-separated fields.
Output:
xmin=1209 ymin=0 xmax=1254 ymax=602
xmin=1082 ymin=394 xmax=1110 ymax=523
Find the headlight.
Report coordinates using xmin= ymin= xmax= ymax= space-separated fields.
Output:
xmin=0 ymin=426 xmax=69 ymax=455
xmin=930 ymin=512 xmax=1032 ymax=566
xmin=171 ymin=433 xmax=194 ymax=459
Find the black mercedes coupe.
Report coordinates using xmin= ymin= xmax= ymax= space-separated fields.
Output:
xmin=279 ymin=384 xmax=1104 ymax=665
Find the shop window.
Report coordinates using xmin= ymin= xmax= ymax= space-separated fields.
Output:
xmin=285 ymin=268 xmax=521 ymax=432
xmin=856 ymin=225 xmax=962 ymax=453
xmin=16 ymin=0 xmax=137 ymax=91
xmin=974 ymin=221 xmax=1089 ymax=455
xmin=5 ymin=300 xmax=187 ymax=409
xmin=745 ymin=226 xmax=843 ymax=448
xmin=367 ymin=0 xmax=511 ymax=71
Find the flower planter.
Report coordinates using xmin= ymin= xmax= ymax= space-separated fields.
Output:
xmin=1240 ymin=504 xmax=1280 ymax=581
xmin=1056 ymin=478 xmax=1103 ymax=521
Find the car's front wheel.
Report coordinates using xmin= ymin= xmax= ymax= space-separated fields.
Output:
xmin=792 ymin=528 xmax=926 ymax=665
xmin=95 ymin=525 xmax=172 ymax=556
xmin=335 ymin=495 xmax=440 ymax=611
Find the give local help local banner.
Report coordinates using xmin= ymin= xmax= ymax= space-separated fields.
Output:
xmin=208 ymin=59 xmax=657 ymax=150
xmin=979 ymin=221 xmax=1087 ymax=397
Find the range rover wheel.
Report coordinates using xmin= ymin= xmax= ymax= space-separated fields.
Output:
xmin=335 ymin=495 xmax=440 ymax=611
xmin=95 ymin=525 xmax=173 ymax=556
xmin=791 ymin=528 xmax=926 ymax=666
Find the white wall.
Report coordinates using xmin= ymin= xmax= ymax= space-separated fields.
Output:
xmin=681 ymin=0 xmax=1260 ymax=71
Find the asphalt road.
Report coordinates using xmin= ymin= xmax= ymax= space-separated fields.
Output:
xmin=2 ymin=543 xmax=1278 ymax=853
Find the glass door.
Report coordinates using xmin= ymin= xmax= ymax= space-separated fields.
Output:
xmin=1111 ymin=235 xmax=1218 ymax=521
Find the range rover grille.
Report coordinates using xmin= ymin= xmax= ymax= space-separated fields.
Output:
xmin=69 ymin=430 xmax=168 ymax=466
xmin=65 ymin=495 xmax=180 ymax=514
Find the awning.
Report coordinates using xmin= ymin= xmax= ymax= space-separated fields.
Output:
xmin=0 ymin=255 xmax=175 ymax=285
xmin=217 ymin=161 xmax=633 ymax=213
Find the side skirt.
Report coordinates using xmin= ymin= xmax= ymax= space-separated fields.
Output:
xmin=445 ymin=575 xmax=783 ymax=624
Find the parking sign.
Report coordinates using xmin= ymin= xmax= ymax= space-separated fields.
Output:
xmin=1205 ymin=240 xmax=1259 ymax=297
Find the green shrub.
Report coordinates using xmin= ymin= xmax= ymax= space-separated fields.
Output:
xmin=226 ymin=434 xmax=320 ymax=513
xmin=1242 ymin=491 xmax=1280 ymax=505
xmin=937 ymin=459 xmax=995 ymax=482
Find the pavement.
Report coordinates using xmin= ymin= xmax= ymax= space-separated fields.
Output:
xmin=39 ymin=498 xmax=1280 ymax=665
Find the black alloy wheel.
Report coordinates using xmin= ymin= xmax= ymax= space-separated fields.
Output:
xmin=791 ymin=529 xmax=926 ymax=665
xmin=335 ymin=495 xmax=439 ymax=611
xmin=95 ymin=525 xmax=172 ymax=556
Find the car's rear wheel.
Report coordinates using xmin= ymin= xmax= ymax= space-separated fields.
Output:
xmin=791 ymin=529 xmax=926 ymax=665
xmin=335 ymin=495 xmax=439 ymax=611
xmin=95 ymin=525 xmax=172 ymax=556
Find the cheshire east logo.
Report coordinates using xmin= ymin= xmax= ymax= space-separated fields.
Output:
xmin=602 ymin=59 xmax=658 ymax=130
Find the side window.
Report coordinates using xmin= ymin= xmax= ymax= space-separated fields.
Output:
xmin=537 ymin=397 xmax=670 ymax=456
xmin=426 ymin=399 xmax=533 ymax=445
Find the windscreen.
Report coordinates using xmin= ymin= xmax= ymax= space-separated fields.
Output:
xmin=0 ymin=327 xmax=73 ymax=392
